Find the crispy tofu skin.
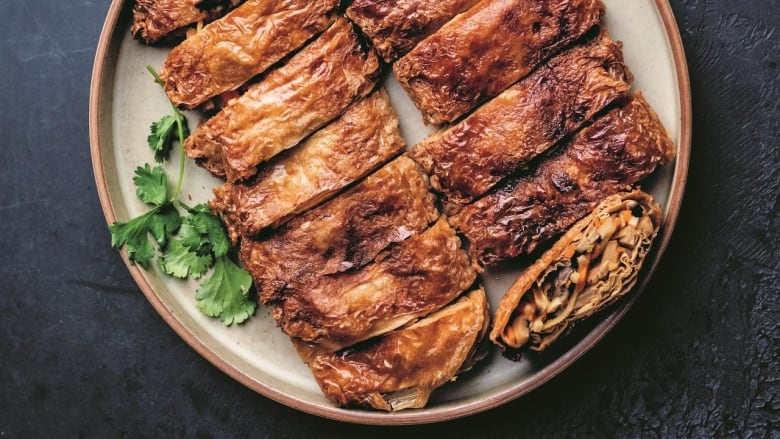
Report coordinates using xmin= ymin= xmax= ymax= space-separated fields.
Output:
xmin=159 ymin=0 xmax=339 ymax=109
xmin=450 ymin=92 xmax=675 ymax=268
xmin=184 ymin=17 xmax=381 ymax=182
xmin=306 ymin=288 xmax=489 ymax=411
xmin=269 ymin=217 xmax=477 ymax=356
xmin=131 ymin=0 xmax=244 ymax=44
xmin=239 ymin=155 xmax=439 ymax=305
xmin=393 ymin=0 xmax=605 ymax=125
xmin=412 ymin=30 xmax=633 ymax=206
xmin=346 ymin=0 xmax=479 ymax=62
xmin=210 ymin=89 xmax=406 ymax=239
xmin=490 ymin=190 xmax=661 ymax=360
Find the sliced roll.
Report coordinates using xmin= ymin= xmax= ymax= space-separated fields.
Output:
xmin=277 ymin=216 xmax=476 ymax=360
xmin=307 ymin=288 xmax=490 ymax=411
xmin=490 ymin=189 xmax=662 ymax=359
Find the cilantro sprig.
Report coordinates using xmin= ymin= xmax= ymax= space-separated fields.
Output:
xmin=109 ymin=164 xmax=180 ymax=269
xmin=149 ymin=114 xmax=190 ymax=163
xmin=109 ymin=66 xmax=255 ymax=325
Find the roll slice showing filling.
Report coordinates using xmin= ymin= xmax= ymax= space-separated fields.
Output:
xmin=490 ymin=190 xmax=662 ymax=359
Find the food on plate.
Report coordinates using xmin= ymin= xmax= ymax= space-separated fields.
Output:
xmin=131 ymin=0 xmax=244 ymax=44
xmin=450 ymin=91 xmax=675 ymax=267
xmin=411 ymin=29 xmax=633 ymax=206
xmin=392 ymin=0 xmax=605 ymax=124
xmin=306 ymin=287 xmax=489 ymax=411
xmin=237 ymin=155 xmax=439 ymax=302
xmin=209 ymin=89 xmax=406 ymax=237
xmin=491 ymin=190 xmax=661 ymax=359
xmin=270 ymin=217 xmax=477 ymax=359
xmin=346 ymin=0 xmax=479 ymax=62
xmin=184 ymin=17 xmax=381 ymax=182
xmin=158 ymin=0 xmax=339 ymax=109
xmin=118 ymin=0 xmax=681 ymax=413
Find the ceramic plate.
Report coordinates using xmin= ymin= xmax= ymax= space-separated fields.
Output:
xmin=90 ymin=0 xmax=691 ymax=425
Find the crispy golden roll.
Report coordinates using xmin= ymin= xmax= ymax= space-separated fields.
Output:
xmin=412 ymin=29 xmax=633 ymax=206
xmin=491 ymin=190 xmax=661 ymax=358
xmin=131 ymin=0 xmax=244 ymax=44
xmin=392 ymin=0 xmax=605 ymax=124
xmin=346 ymin=0 xmax=479 ymax=62
xmin=210 ymin=89 xmax=406 ymax=238
xmin=270 ymin=217 xmax=477 ymax=357
xmin=159 ymin=0 xmax=339 ymax=109
xmin=185 ymin=17 xmax=381 ymax=182
xmin=306 ymin=288 xmax=489 ymax=411
xmin=239 ymin=155 xmax=439 ymax=304
xmin=451 ymin=92 xmax=675 ymax=267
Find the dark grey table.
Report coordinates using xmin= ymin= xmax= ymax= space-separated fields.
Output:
xmin=1 ymin=1 xmax=777 ymax=437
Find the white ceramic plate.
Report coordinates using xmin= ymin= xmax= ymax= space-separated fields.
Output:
xmin=90 ymin=0 xmax=691 ymax=425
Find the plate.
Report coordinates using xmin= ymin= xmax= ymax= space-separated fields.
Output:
xmin=90 ymin=0 xmax=690 ymax=425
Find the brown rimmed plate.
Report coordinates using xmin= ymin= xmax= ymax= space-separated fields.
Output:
xmin=90 ymin=0 xmax=690 ymax=425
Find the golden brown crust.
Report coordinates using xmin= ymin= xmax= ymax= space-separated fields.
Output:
xmin=392 ymin=0 xmax=605 ymax=124
xmin=270 ymin=217 xmax=476 ymax=355
xmin=184 ymin=17 xmax=381 ymax=182
xmin=450 ymin=92 xmax=675 ymax=267
xmin=159 ymin=0 xmax=339 ymax=109
xmin=489 ymin=190 xmax=661 ymax=358
xmin=131 ymin=0 xmax=244 ymax=44
xmin=307 ymin=288 xmax=489 ymax=411
xmin=210 ymin=89 xmax=406 ymax=240
xmin=346 ymin=0 xmax=479 ymax=62
xmin=239 ymin=155 xmax=439 ymax=306
xmin=412 ymin=29 xmax=633 ymax=205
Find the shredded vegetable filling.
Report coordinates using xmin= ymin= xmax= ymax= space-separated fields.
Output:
xmin=501 ymin=199 xmax=657 ymax=351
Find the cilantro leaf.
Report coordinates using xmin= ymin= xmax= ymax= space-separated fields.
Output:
xmin=109 ymin=162 xmax=181 ymax=268
xmin=180 ymin=204 xmax=231 ymax=258
xmin=133 ymin=164 xmax=170 ymax=206
xmin=159 ymin=238 xmax=213 ymax=279
xmin=109 ymin=207 xmax=161 ymax=268
xmin=146 ymin=204 xmax=181 ymax=247
xmin=196 ymin=255 xmax=255 ymax=326
xmin=109 ymin=204 xmax=181 ymax=268
xmin=148 ymin=114 xmax=189 ymax=163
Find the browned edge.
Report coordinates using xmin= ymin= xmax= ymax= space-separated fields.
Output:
xmin=89 ymin=0 xmax=691 ymax=426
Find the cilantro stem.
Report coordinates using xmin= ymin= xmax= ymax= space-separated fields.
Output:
xmin=175 ymin=199 xmax=193 ymax=212
xmin=146 ymin=65 xmax=187 ymax=203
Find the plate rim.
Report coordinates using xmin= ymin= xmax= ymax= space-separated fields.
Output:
xmin=89 ymin=0 xmax=691 ymax=425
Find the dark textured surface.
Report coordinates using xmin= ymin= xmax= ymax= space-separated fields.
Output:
xmin=0 ymin=0 xmax=777 ymax=437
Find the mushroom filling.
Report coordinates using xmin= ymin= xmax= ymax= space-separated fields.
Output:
xmin=501 ymin=199 xmax=657 ymax=351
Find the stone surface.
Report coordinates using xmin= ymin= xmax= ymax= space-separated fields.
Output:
xmin=0 ymin=0 xmax=777 ymax=436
